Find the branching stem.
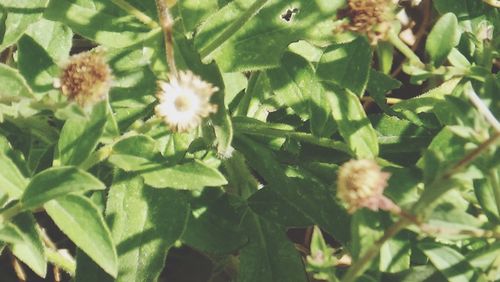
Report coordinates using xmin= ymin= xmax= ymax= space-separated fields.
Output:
xmin=155 ymin=0 xmax=178 ymax=78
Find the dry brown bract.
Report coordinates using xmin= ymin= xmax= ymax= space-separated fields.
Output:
xmin=59 ymin=50 xmax=112 ymax=107
xmin=336 ymin=0 xmax=396 ymax=45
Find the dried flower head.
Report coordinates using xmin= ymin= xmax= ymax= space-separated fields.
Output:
xmin=58 ymin=49 xmax=112 ymax=107
xmin=337 ymin=159 xmax=397 ymax=213
xmin=155 ymin=71 xmax=218 ymax=132
xmin=336 ymin=0 xmax=397 ymax=45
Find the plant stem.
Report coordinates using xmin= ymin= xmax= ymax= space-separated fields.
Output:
xmin=233 ymin=120 xmax=352 ymax=154
xmin=199 ymin=0 xmax=271 ymax=58
xmin=342 ymin=130 xmax=500 ymax=281
xmin=79 ymin=144 xmax=113 ymax=171
xmin=110 ymin=0 xmax=158 ymax=29
xmin=464 ymin=84 xmax=500 ymax=132
xmin=340 ymin=218 xmax=410 ymax=282
xmin=388 ymin=31 xmax=425 ymax=68
xmin=0 ymin=203 xmax=23 ymax=225
xmin=155 ymin=0 xmax=178 ymax=78
xmin=46 ymin=249 xmax=76 ymax=277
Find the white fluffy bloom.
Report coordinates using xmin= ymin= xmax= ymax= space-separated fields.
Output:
xmin=155 ymin=71 xmax=218 ymax=132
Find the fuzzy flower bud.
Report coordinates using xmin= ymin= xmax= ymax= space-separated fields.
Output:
xmin=58 ymin=49 xmax=112 ymax=107
xmin=337 ymin=159 xmax=397 ymax=213
xmin=155 ymin=71 xmax=218 ymax=132
xmin=335 ymin=0 xmax=397 ymax=45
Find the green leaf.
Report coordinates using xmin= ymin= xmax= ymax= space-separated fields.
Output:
xmin=474 ymin=178 xmax=500 ymax=223
xmin=58 ymin=101 xmax=108 ymax=166
xmin=17 ymin=34 xmax=59 ymax=92
xmin=425 ymin=13 xmax=461 ymax=67
xmin=0 ymin=136 xmax=29 ymax=199
xmin=0 ymin=63 xmax=33 ymax=98
xmin=419 ymin=243 xmax=476 ymax=282
xmin=25 ymin=18 xmax=72 ymax=62
xmin=0 ymin=0 xmax=48 ymax=51
xmin=44 ymin=0 xmax=159 ymax=48
xmin=366 ymin=70 xmax=402 ymax=115
xmin=176 ymin=0 xmax=220 ymax=32
xmin=7 ymin=213 xmax=47 ymax=278
xmin=317 ymin=37 xmax=373 ymax=96
xmin=267 ymin=52 xmax=332 ymax=137
xmin=325 ymin=84 xmax=379 ymax=158
xmin=138 ymin=160 xmax=228 ymax=190
xmin=182 ymin=189 xmax=247 ymax=253
xmin=45 ymin=195 xmax=118 ymax=277
xmin=234 ymin=135 xmax=351 ymax=243
xmin=109 ymin=136 xmax=227 ymax=190
xmin=433 ymin=0 xmax=487 ymax=19
xmin=21 ymin=166 xmax=105 ymax=209
xmin=105 ymin=173 xmax=190 ymax=281
xmin=380 ymin=233 xmax=411 ymax=273
xmin=351 ymin=210 xmax=384 ymax=260
xmin=238 ymin=211 xmax=307 ymax=282
xmin=248 ymin=177 xmax=347 ymax=232
xmin=195 ymin=0 xmax=344 ymax=71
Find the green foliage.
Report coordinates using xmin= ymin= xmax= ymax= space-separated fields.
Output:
xmin=0 ymin=0 xmax=498 ymax=281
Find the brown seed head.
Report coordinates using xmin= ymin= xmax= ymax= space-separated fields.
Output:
xmin=336 ymin=0 xmax=396 ymax=45
xmin=59 ymin=50 xmax=112 ymax=107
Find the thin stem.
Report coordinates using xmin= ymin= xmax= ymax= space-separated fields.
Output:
xmin=233 ymin=121 xmax=352 ymax=154
xmin=388 ymin=30 xmax=425 ymax=68
xmin=46 ymin=249 xmax=76 ymax=277
xmin=464 ymin=84 xmax=500 ymax=132
xmin=0 ymin=203 xmax=23 ymax=226
xmin=443 ymin=131 xmax=500 ymax=179
xmin=199 ymin=0 xmax=271 ymax=58
xmin=341 ymin=219 xmax=410 ymax=282
xmin=155 ymin=0 xmax=178 ymax=78
xmin=343 ymin=131 xmax=500 ymax=281
xmin=78 ymin=145 xmax=113 ymax=171
xmin=110 ymin=0 xmax=158 ymax=29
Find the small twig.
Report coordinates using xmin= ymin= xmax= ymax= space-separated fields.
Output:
xmin=155 ymin=0 xmax=178 ymax=78
xmin=10 ymin=252 xmax=27 ymax=282
xmin=464 ymin=84 xmax=500 ymax=132
xmin=40 ymin=228 xmax=62 ymax=281
xmin=340 ymin=218 xmax=410 ymax=282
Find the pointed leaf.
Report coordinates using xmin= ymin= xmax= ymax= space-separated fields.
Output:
xmin=8 ymin=213 xmax=47 ymax=278
xmin=45 ymin=195 xmax=118 ymax=277
xmin=58 ymin=102 xmax=108 ymax=166
xmin=21 ymin=166 xmax=105 ymax=209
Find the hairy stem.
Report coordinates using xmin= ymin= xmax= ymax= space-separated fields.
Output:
xmin=341 ymin=219 xmax=410 ymax=282
xmin=388 ymin=30 xmax=425 ymax=68
xmin=0 ymin=203 xmax=23 ymax=226
xmin=199 ymin=0 xmax=271 ymax=58
xmin=155 ymin=0 xmax=178 ymax=78
xmin=110 ymin=0 xmax=158 ymax=29
xmin=46 ymin=249 xmax=76 ymax=277
xmin=342 ymin=131 xmax=500 ymax=281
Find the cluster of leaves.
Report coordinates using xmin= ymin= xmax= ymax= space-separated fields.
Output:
xmin=0 ymin=0 xmax=498 ymax=281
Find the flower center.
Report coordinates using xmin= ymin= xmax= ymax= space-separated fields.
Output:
xmin=174 ymin=95 xmax=192 ymax=112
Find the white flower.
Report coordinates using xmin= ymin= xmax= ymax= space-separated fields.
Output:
xmin=155 ymin=71 xmax=218 ymax=132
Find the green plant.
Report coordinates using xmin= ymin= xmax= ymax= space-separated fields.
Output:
xmin=0 ymin=0 xmax=498 ymax=281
